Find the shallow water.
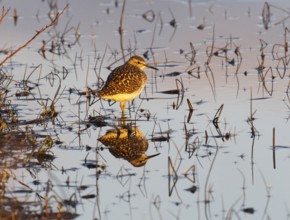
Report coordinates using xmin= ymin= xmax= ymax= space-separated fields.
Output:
xmin=1 ymin=0 xmax=290 ymax=219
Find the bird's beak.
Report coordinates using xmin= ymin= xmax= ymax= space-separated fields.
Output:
xmin=147 ymin=153 xmax=160 ymax=159
xmin=145 ymin=63 xmax=159 ymax=71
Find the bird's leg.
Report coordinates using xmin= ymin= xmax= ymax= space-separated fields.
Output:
xmin=120 ymin=102 xmax=126 ymax=118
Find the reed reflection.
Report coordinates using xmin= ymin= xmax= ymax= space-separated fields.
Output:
xmin=98 ymin=123 xmax=160 ymax=167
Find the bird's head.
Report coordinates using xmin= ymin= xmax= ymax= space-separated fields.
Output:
xmin=129 ymin=153 xmax=160 ymax=167
xmin=128 ymin=56 xmax=158 ymax=70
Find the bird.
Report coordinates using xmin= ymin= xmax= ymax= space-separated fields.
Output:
xmin=95 ymin=55 xmax=158 ymax=117
xmin=98 ymin=125 xmax=160 ymax=167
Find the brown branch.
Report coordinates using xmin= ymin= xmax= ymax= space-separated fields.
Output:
xmin=0 ymin=4 xmax=69 ymax=66
xmin=0 ymin=7 xmax=10 ymax=24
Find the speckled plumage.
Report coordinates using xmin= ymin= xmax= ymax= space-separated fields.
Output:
xmin=96 ymin=56 xmax=158 ymax=115
xmin=99 ymin=126 xmax=148 ymax=160
xmin=98 ymin=126 xmax=159 ymax=167
xmin=98 ymin=62 xmax=147 ymax=101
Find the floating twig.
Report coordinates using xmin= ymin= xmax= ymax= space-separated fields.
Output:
xmin=142 ymin=10 xmax=155 ymax=23
xmin=212 ymin=104 xmax=224 ymax=141
xmin=186 ymin=98 xmax=194 ymax=123
xmin=168 ymin=156 xmax=178 ymax=197
xmin=272 ymin=127 xmax=276 ymax=169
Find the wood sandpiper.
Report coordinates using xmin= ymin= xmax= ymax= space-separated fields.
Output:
xmin=95 ymin=55 xmax=158 ymax=116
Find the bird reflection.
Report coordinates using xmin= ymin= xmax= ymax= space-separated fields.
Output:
xmin=98 ymin=124 xmax=160 ymax=167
